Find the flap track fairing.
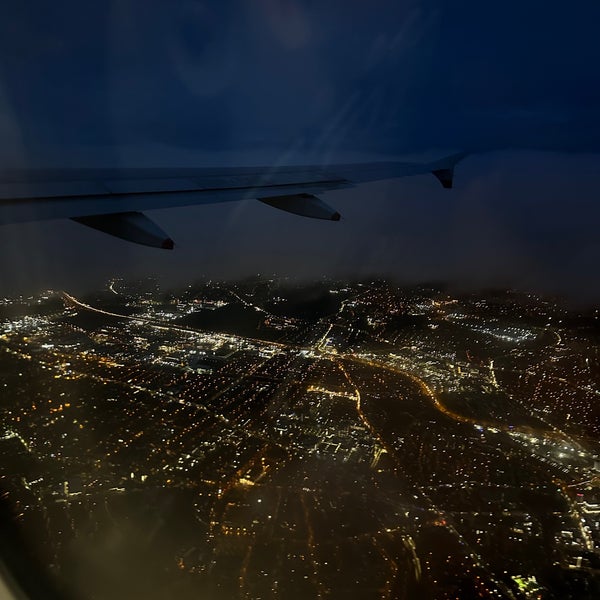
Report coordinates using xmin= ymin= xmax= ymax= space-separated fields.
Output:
xmin=71 ymin=211 xmax=174 ymax=249
xmin=258 ymin=193 xmax=341 ymax=221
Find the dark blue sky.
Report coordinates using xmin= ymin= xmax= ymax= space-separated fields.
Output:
xmin=1 ymin=1 xmax=599 ymax=300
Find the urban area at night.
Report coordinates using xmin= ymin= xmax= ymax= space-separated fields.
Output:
xmin=1 ymin=277 xmax=599 ymax=599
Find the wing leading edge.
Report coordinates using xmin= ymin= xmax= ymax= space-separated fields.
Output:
xmin=0 ymin=152 xmax=467 ymax=248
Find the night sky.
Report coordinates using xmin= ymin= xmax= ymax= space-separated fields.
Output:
xmin=0 ymin=1 xmax=599 ymax=301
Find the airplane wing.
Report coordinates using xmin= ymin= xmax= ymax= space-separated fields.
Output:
xmin=0 ymin=152 xmax=467 ymax=249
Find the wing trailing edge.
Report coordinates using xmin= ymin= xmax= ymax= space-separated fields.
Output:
xmin=1 ymin=151 xmax=468 ymax=248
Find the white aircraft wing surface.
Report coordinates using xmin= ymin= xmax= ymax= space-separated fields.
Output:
xmin=0 ymin=152 xmax=467 ymax=248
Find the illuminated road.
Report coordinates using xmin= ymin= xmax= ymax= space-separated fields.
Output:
xmin=334 ymin=358 xmax=513 ymax=599
xmin=61 ymin=290 xmax=577 ymax=448
xmin=344 ymin=353 xmax=585 ymax=452
xmin=62 ymin=291 xmax=290 ymax=350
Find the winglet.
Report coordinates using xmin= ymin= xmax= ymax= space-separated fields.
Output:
xmin=429 ymin=151 xmax=468 ymax=189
